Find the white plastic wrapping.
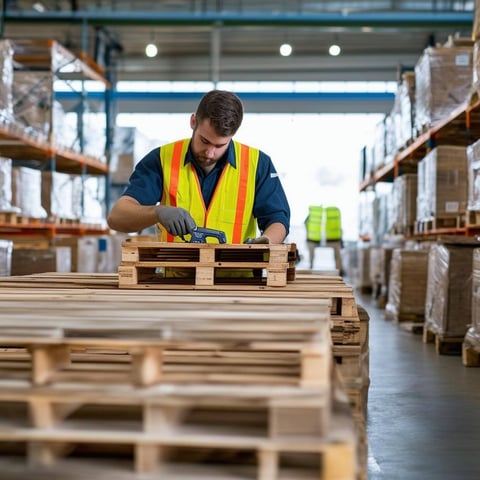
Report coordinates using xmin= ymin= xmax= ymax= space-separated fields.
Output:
xmin=392 ymin=174 xmax=417 ymax=235
xmin=385 ymin=248 xmax=429 ymax=319
xmin=464 ymin=248 xmax=480 ymax=353
xmin=467 ymin=138 xmax=480 ymax=210
xmin=0 ymin=239 xmax=13 ymax=277
xmin=414 ymin=45 xmax=473 ymax=133
xmin=41 ymin=171 xmax=75 ymax=220
xmin=425 ymin=243 xmax=475 ymax=337
xmin=0 ymin=39 xmax=14 ymax=124
xmin=416 ymin=146 xmax=468 ymax=222
xmin=0 ymin=156 xmax=20 ymax=213
xmin=12 ymin=167 xmax=48 ymax=219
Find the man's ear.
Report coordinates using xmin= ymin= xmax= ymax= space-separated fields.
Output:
xmin=190 ymin=114 xmax=196 ymax=130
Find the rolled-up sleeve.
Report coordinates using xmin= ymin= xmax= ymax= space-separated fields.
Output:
xmin=254 ymin=151 xmax=291 ymax=234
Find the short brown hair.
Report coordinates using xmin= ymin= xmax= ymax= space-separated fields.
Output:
xmin=195 ymin=90 xmax=243 ymax=136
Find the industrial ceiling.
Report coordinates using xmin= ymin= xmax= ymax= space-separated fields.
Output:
xmin=0 ymin=1 xmax=475 ymax=84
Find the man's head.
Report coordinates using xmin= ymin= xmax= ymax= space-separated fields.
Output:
xmin=194 ymin=90 xmax=243 ymax=137
xmin=190 ymin=90 xmax=244 ymax=172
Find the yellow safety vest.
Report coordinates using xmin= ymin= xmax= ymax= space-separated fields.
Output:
xmin=306 ymin=205 xmax=342 ymax=242
xmin=158 ymin=138 xmax=259 ymax=244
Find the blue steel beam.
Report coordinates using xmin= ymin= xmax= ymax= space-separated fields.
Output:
xmin=2 ymin=10 xmax=474 ymax=29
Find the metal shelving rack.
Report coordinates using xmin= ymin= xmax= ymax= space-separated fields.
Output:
xmin=0 ymin=38 xmax=110 ymax=237
xmin=359 ymin=97 xmax=480 ymax=238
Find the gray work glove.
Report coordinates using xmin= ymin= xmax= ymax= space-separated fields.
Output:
xmin=156 ymin=205 xmax=196 ymax=237
xmin=244 ymin=235 xmax=270 ymax=244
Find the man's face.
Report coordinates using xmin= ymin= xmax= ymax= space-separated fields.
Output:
xmin=190 ymin=115 xmax=232 ymax=171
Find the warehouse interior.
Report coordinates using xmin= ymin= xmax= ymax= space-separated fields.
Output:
xmin=1 ymin=1 xmax=480 ymax=479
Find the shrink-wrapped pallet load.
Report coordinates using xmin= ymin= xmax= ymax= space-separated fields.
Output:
xmin=416 ymin=145 xmax=468 ymax=224
xmin=467 ymin=138 xmax=480 ymax=217
xmin=0 ymin=240 xmax=12 ymax=277
xmin=414 ymin=45 xmax=473 ymax=134
xmin=392 ymin=173 xmax=417 ymax=235
xmin=395 ymin=71 xmax=416 ymax=149
xmin=425 ymin=242 xmax=477 ymax=338
xmin=463 ymin=248 xmax=480 ymax=365
xmin=0 ymin=39 xmax=13 ymax=124
xmin=11 ymin=166 xmax=48 ymax=219
xmin=385 ymin=248 xmax=429 ymax=321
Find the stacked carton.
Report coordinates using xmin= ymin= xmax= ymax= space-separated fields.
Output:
xmin=385 ymin=248 xmax=429 ymax=322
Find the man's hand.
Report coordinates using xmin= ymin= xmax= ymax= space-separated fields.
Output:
xmin=156 ymin=206 xmax=196 ymax=236
xmin=244 ymin=236 xmax=270 ymax=244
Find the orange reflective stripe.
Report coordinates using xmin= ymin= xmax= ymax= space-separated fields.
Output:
xmin=169 ymin=141 xmax=184 ymax=206
xmin=165 ymin=140 xmax=184 ymax=242
xmin=232 ymin=144 xmax=250 ymax=243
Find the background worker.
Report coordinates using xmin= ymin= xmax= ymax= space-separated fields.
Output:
xmin=305 ymin=205 xmax=343 ymax=273
xmin=107 ymin=90 xmax=290 ymax=244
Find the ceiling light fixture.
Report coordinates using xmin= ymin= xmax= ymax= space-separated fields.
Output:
xmin=32 ymin=2 xmax=46 ymax=12
xmin=145 ymin=32 xmax=158 ymax=58
xmin=329 ymin=44 xmax=341 ymax=56
xmin=145 ymin=43 xmax=158 ymax=57
xmin=279 ymin=43 xmax=292 ymax=57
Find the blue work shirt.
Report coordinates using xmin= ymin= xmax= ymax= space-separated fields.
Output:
xmin=121 ymin=140 xmax=290 ymax=235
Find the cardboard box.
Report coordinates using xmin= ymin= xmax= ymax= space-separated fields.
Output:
xmin=11 ymin=246 xmax=71 ymax=275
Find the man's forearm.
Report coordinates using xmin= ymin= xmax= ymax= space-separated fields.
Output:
xmin=107 ymin=197 xmax=158 ymax=233
xmin=262 ymin=222 xmax=287 ymax=244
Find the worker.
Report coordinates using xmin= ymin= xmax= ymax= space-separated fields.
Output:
xmin=107 ymin=89 xmax=290 ymax=245
xmin=305 ymin=205 xmax=343 ymax=273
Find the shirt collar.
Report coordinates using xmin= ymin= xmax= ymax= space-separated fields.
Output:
xmin=184 ymin=140 xmax=237 ymax=169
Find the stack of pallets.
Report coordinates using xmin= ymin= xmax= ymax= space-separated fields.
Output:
xmin=0 ymin=245 xmax=361 ymax=480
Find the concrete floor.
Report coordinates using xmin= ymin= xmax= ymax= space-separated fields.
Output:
xmin=355 ymin=293 xmax=480 ymax=480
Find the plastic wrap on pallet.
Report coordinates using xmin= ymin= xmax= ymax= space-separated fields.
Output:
xmin=393 ymin=174 xmax=417 ymax=235
xmin=110 ymin=126 xmax=157 ymax=183
xmin=469 ymin=248 xmax=480 ymax=338
xmin=467 ymin=138 xmax=480 ymax=210
xmin=393 ymin=71 xmax=415 ymax=149
xmin=472 ymin=41 xmax=480 ymax=97
xmin=13 ymin=71 xmax=53 ymax=142
xmin=373 ymin=187 xmax=395 ymax=242
xmin=372 ymin=116 xmax=387 ymax=171
xmin=358 ymin=191 xmax=375 ymax=242
xmin=0 ymin=239 xmax=13 ymax=276
xmin=385 ymin=248 xmax=429 ymax=319
xmin=416 ymin=146 xmax=468 ymax=222
xmin=464 ymin=247 xmax=480 ymax=350
xmin=82 ymin=176 xmax=106 ymax=225
xmin=0 ymin=39 xmax=14 ymax=124
xmin=425 ymin=243 xmax=475 ymax=337
xmin=414 ymin=45 xmax=473 ymax=133
xmin=384 ymin=112 xmax=397 ymax=163
xmin=41 ymin=171 xmax=76 ymax=221
xmin=474 ymin=0 xmax=480 ymax=41
xmin=11 ymin=167 xmax=48 ymax=219
xmin=369 ymin=246 xmax=385 ymax=285
xmin=0 ymin=157 xmax=19 ymax=213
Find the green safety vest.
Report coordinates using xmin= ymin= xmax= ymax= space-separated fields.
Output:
xmin=306 ymin=205 xmax=342 ymax=242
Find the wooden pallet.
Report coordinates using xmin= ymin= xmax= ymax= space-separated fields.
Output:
xmin=0 ymin=295 xmax=331 ymax=389
xmin=0 ymin=380 xmax=355 ymax=480
xmin=422 ymin=327 xmax=463 ymax=355
xmin=118 ymin=241 xmax=297 ymax=289
xmin=414 ymin=214 xmax=465 ymax=234
xmin=0 ymin=418 xmax=357 ymax=480
xmin=462 ymin=342 xmax=480 ymax=366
